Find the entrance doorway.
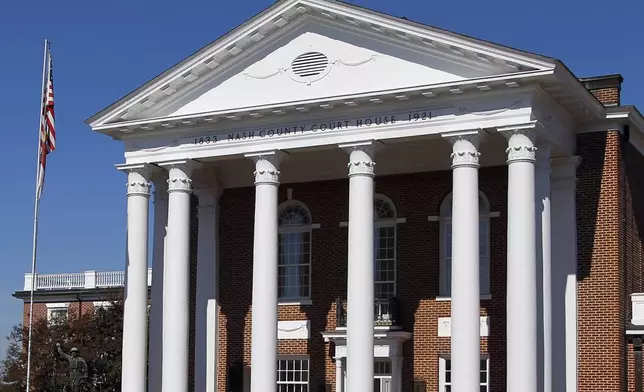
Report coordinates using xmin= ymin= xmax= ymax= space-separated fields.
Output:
xmin=374 ymin=359 xmax=392 ymax=392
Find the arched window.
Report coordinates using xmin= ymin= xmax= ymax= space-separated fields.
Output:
xmin=278 ymin=201 xmax=312 ymax=300
xmin=374 ymin=195 xmax=397 ymax=300
xmin=439 ymin=192 xmax=491 ymax=297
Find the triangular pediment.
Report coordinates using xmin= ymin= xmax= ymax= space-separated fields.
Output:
xmin=87 ymin=0 xmax=556 ymax=129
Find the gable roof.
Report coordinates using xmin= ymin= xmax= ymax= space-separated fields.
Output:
xmin=86 ymin=0 xmax=563 ymax=128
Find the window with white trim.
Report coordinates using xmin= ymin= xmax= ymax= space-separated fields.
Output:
xmin=374 ymin=359 xmax=393 ymax=392
xmin=278 ymin=202 xmax=312 ymax=300
xmin=276 ymin=356 xmax=309 ymax=392
xmin=374 ymin=195 xmax=397 ymax=301
xmin=47 ymin=305 xmax=69 ymax=325
xmin=439 ymin=356 xmax=489 ymax=392
xmin=439 ymin=192 xmax=491 ymax=297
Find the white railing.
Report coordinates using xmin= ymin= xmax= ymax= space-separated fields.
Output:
xmin=96 ymin=271 xmax=125 ymax=287
xmin=23 ymin=269 xmax=152 ymax=291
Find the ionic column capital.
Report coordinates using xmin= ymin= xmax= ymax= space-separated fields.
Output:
xmin=245 ymin=151 xmax=285 ymax=185
xmin=501 ymin=129 xmax=539 ymax=163
xmin=158 ymin=160 xmax=202 ymax=193
xmin=442 ymin=131 xmax=482 ymax=168
xmin=339 ymin=141 xmax=380 ymax=178
xmin=117 ymin=163 xmax=153 ymax=197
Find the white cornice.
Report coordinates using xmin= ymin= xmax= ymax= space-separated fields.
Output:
xmin=96 ymin=69 xmax=551 ymax=138
xmin=606 ymin=106 xmax=644 ymax=155
xmin=302 ymin=0 xmax=554 ymax=71
xmin=87 ymin=0 xmax=556 ymax=129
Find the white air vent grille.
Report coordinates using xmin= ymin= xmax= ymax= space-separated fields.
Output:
xmin=291 ymin=52 xmax=329 ymax=77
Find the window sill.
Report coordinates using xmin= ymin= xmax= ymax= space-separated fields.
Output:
xmin=278 ymin=299 xmax=312 ymax=306
xmin=435 ymin=295 xmax=492 ymax=301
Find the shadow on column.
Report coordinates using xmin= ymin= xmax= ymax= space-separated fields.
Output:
xmin=189 ymin=194 xmax=199 ymax=392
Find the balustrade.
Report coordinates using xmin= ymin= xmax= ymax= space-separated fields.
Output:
xmin=23 ymin=269 xmax=152 ymax=291
xmin=335 ymin=297 xmax=401 ymax=328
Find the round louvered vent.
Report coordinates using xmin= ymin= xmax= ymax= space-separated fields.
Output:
xmin=291 ymin=52 xmax=329 ymax=77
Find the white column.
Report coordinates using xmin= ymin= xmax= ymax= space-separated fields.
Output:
xmin=159 ymin=160 xmax=199 ymax=392
xmin=503 ymin=129 xmax=538 ymax=392
xmin=550 ymin=157 xmax=580 ymax=392
xmin=335 ymin=358 xmax=344 ymax=392
xmin=341 ymin=141 xmax=376 ymax=392
xmin=535 ymin=145 xmax=552 ymax=392
xmin=194 ymin=186 xmax=221 ymax=392
xmin=391 ymin=356 xmax=402 ymax=392
xmin=148 ymin=178 xmax=168 ymax=392
xmin=246 ymin=151 xmax=282 ymax=392
xmin=119 ymin=164 xmax=152 ymax=392
xmin=444 ymin=132 xmax=481 ymax=392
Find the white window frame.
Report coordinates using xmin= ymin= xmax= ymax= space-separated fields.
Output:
xmin=374 ymin=358 xmax=393 ymax=392
xmin=438 ymin=192 xmax=493 ymax=299
xmin=276 ymin=355 xmax=309 ymax=391
xmin=374 ymin=194 xmax=398 ymax=300
xmin=46 ymin=302 xmax=69 ymax=324
xmin=438 ymin=355 xmax=489 ymax=392
xmin=278 ymin=201 xmax=314 ymax=303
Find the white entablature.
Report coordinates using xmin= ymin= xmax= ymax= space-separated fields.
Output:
xmin=86 ymin=0 xmax=644 ymax=164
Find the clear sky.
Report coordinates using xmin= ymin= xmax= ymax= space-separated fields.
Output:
xmin=1 ymin=0 xmax=642 ymax=359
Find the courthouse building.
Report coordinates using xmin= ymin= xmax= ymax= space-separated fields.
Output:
xmin=65 ymin=0 xmax=644 ymax=391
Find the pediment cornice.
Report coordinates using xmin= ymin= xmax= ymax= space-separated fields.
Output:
xmin=87 ymin=0 xmax=558 ymax=130
xmin=94 ymin=69 xmax=552 ymax=138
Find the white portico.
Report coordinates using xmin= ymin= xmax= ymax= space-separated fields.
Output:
xmin=86 ymin=1 xmax=620 ymax=391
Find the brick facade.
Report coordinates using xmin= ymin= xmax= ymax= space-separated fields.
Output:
xmin=215 ymin=168 xmax=509 ymax=391
xmin=23 ymin=301 xmax=97 ymax=326
xmin=18 ymin=77 xmax=644 ymax=391
xmin=576 ymin=130 xmax=625 ymax=391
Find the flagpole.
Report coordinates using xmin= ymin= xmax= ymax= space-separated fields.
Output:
xmin=25 ymin=39 xmax=49 ymax=392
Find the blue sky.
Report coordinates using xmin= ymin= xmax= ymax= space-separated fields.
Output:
xmin=1 ymin=0 xmax=642 ymax=359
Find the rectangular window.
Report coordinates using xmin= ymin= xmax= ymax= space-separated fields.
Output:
xmin=47 ymin=308 xmax=68 ymax=324
xmin=374 ymin=225 xmax=396 ymax=300
xmin=277 ymin=357 xmax=309 ymax=392
xmin=374 ymin=359 xmax=393 ymax=392
xmin=278 ymin=231 xmax=311 ymax=299
xmin=439 ymin=356 xmax=489 ymax=392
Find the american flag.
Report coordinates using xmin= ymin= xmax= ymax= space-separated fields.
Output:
xmin=36 ymin=45 xmax=56 ymax=200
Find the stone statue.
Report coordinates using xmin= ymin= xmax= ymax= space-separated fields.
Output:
xmin=56 ymin=343 xmax=88 ymax=392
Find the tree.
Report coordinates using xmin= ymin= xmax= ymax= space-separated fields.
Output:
xmin=0 ymin=300 xmax=124 ymax=392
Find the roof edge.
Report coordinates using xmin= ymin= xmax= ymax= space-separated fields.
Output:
xmin=86 ymin=0 xmax=558 ymax=128
xmin=85 ymin=0 xmax=298 ymax=125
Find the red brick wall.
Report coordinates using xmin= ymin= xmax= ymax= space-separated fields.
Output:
xmin=22 ymin=301 xmax=95 ymax=326
xmin=624 ymin=141 xmax=644 ymax=319
xmin=576 ymin=130 xmax=625 ymax=391
xmin=589 ymin=87 xmax=620 ymax=106
xmin=624 ymin=141 xmax=644 ymax=392
xmin=216 ymin=167 xmax=508 ymax=392
xmin=22 ymin=303 xmax=47 ymax=326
